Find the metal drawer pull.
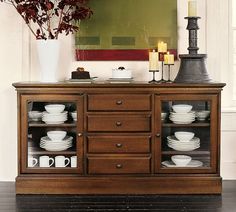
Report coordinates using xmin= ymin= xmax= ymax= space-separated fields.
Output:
xmin=116 ymin=121 xmax=122 ymax=126
xmin=156 ymin=133 xmax=161 ymax=137
xmin=116 ymin=164 xmax=123 ymax=169
xmin=116 ymin=143 xmax=123 ymax=148
xmin=116 ymin=100 xmax=123 ymax=105
xmin=77 ymin=133 xmax=83 ymax=137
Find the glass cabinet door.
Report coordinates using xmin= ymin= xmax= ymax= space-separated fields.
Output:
xmin=155 ymin=94 xmax=218 ymax=174
xmin=20 ymin=94 xmax=84 ymax=174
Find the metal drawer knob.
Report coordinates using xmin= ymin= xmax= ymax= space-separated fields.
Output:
xmin=156 ymin=133 xmax=161 ymax=137
xmin=116 ymin=121 xmax=122 ymax=127
xmin=77 ymin=133 xmax=83 ymax=137
xmin=116 ymin=143 xmax=123 ymax=148
xmin=116 ymin=100 xmax=123 ymax=105
xmin=116 ymin=164 xmax=123 ymax=169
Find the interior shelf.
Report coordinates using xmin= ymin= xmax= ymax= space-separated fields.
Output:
xmin=162 ymin=122 xmax=210 ymax=127
xmin=28 ymin=122 xmax=77 ymax=128
xmin=162 ymin=150 xmax=210 ymax=155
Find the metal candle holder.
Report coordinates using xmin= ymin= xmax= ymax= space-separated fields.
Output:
xmin=165 ymin=64 xmax=174 ymax=83
xmin=174 ymin=16 xmax=211 ymax=83
xmin=158 ymin=52 xmax=167 ymax=83
xmin=148 ymin=70 xmax=159 ymax=83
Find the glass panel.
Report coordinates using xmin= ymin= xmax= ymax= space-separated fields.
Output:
xmin=161 ymin=100 xmax=211 ymax=169
xmin=27 ymin=101 xmax=78 ymax=169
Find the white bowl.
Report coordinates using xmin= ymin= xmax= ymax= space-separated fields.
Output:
xmin=196 ymin=110 xmax=210 ymax=119
xmin=172 ymin=104 xmax=193 ymax=113
xmin=28 ymin=111 xmax=42 ymax=121
xmin=45 ymin=104 xmax=65 ymax=114
xmin=47 ymin=131 xmax=67 ymax=140
xmin=171 ymin=155 xmax=192 ymax=166
xmin=174 ymin=131 xmax=195 ymax=141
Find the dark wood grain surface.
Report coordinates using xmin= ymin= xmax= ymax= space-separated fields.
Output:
xmin=1 ymin=181 xmax=236 ymax=212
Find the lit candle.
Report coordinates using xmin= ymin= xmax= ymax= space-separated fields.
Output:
xmin=164 ymin=52 xmax=174 ymax=65
xmin=149 ymin=50 xmax=159 ymax=70
xmin=188 ymin=0 xmax=197 ymax=17
xmin=158 ymin=42 xmax=167 ymax=53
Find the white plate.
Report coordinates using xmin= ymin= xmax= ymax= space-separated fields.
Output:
xmin=42 ymin=146 xmax=71 ymax=151
xmin=167 ymin=136 xmax=200 ymax=142
xmin=41 ymin=136 xmax=73 ymax=142
xmin=170 ymin=120 xmax=195 ymax=124
xmin=162 ymin=160 xmax=203 ymax=167
xmin=167 ymin=145 xmax=200 ymax=151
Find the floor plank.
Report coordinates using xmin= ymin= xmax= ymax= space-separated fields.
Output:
xmin=0 ymin=181 xmax=235 ymax=212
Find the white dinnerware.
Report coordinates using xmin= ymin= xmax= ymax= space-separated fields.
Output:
xmin=196 ymin=110 xmax=210 ymax=121
xmin=162 ymin=160 xmax=203 ymax=168
xmin=161 ymin=112 xmax=167 ymax=121
xmin=174 ymin=131 xmax=195 ymax=141
xmin=55 ymin=155 xmax=70 ymax=167
xmin=171 ymin=155 xmax=192 ymax=166
xmin=28 ymin=156 xmax=38 ymax=167
xmin=71 ymin=156 xmax=77 ymax=167
xmin=40 ymin=136 xmax=73 ymax=151
xmin=169 ymin=109 xmax=196 ymax=124
xmin=28 ymin=111 xmax=42 ymax=121
xmin=71 ymin=111 xmax=77 ymax=121
xmin=42 ymin=111 xmax=68 ymax=124
xmin=44 ymin=104 xmax=65 ymax=114
xmin=172 ymin=104 xmax=193 ymax=113
xmin=39 ymin=155 xmax=54 ymax=167
xmin=47 ymin=130 xmax=67 ymax=140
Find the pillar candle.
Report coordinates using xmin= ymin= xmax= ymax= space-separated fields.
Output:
xmin=158 ymin=42 xmax=167 ymax=53
xmin=188 ymin=0 xmax=197 ymax=17
xmin=164 ymin=52 xmax=174 ymax=65
xmin=149 ymin=50 xmax=159 ymax=70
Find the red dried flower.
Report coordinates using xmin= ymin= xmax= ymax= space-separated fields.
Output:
xmin=0 ymin=0 xmax=93 ymax=39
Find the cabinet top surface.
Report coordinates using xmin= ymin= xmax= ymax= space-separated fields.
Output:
xmin=13 ymin=81 xmax=226 ymax=89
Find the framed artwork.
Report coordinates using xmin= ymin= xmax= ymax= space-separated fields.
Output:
xmin=75 ymin=0 xmax=177 ymax=61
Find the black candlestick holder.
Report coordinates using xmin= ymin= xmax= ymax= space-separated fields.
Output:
xmin=165 ymin=64 xmax=174 ymax=83
xmin=158 ymin=52 xmax=167 ymax=83
xmin=149 ymin=70 xmax=159 ymax=83
xmin=174 ymin=16 xmax=211 ymax=83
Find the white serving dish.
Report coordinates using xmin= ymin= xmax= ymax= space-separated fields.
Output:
xmin=172 ymin=104 xmax=193 ymax=113
xmin=171 ymin=155 xmax=192 ymax=166
xmin=112 ymin=68 xmax=132 ymax=79
xmin=174 ymin=131 xmax=195 ymax=141
xmin=47 ymin=131 xmax=67 ymax=140
xmin=45 ymin=104 xmax=65 ymax=114
xmin=161 ymin=112 xmax=167 ymax=120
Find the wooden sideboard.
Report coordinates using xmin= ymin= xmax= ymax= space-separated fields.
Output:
xmin=13 ymin=82 xmax=225 ymax=194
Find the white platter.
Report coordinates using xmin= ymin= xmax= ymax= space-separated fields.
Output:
xmin=162 ymin=160 xmax=203 ymax=167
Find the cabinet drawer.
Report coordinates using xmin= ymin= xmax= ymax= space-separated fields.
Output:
xmin=88 ymin=157 xmax=151 ymax=174
xmin=88 ymin=94 xmax=151 ymax=111
xmin=87 ymin=115 xmax=151 ymax=132
xmin=87 ymin=136 xmax=151 ymax=153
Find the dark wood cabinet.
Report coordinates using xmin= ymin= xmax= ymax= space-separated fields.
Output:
xmin=13 ymin=82 xmax=225 ymax=194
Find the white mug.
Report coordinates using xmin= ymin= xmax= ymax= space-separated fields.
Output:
xmin=39 ymin=155 xmax=54 ymax=167
xmin=28 ymin=156 xmax=38 ymax=167
xmin=70 ymin=156 xmax=77 ymax=168
xmin=55 ymin=156 xmax=70 ymax=167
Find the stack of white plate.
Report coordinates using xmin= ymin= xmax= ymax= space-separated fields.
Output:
xmin=40 ymin=136 xmax=73 ymax=151
xmin=167 ymin=135 xmax=200 ymax=151
xmin=42 ymin=104 xmax=68 ymax=124
xmin=169 ymin=104 xmax=195 ymax=124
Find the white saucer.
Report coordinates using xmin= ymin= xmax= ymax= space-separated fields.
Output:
xmin=162 ymin=160 xmax=203 ymax=167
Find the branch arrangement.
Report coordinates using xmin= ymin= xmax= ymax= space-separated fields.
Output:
xmin=0 ymin=0 xmax=93 ymax=39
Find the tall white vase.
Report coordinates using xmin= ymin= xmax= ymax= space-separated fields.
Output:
xmin=36 ymin=40 xmax=60 ymax=82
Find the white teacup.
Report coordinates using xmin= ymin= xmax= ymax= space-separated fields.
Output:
xmin=28 ymin=156 xmax=38 ymax=167
xmin=70 ymin=156 xmax=77 ymax=168
xmin=39 ymin=155 xmax=54 ymax=167
xmin=55 ymin=156 xmax=70 ymax=167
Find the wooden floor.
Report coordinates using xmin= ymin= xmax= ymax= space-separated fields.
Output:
xmin=1 ymin=181 xmax=236 ymax=212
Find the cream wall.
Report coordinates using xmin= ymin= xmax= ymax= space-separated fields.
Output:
xmin=0 ymin=0 xmax=235 ymax=181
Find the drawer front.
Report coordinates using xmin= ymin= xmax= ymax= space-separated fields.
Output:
xmin=87 ymin=136 xmax=151 ymax=153
xmin=87 ymin=115 xmax=151 ymax=132
xmin=88 ymin=157 xmax=151 ymax=174
xmin=88 ymin=94 xmax=151 ymax=111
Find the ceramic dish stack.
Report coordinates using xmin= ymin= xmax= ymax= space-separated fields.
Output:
xmin=71 ymin=111 xmax=77 ymax=121
xmin=42 ymin=104 xmax=68 ymax=124
xmin=167 ymin=134 xmax=200 ymax=151
xmin=169 ymin=104 xmax=195 ymax=124
xmin=40 ymin=136 xmax=73 ymax=151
